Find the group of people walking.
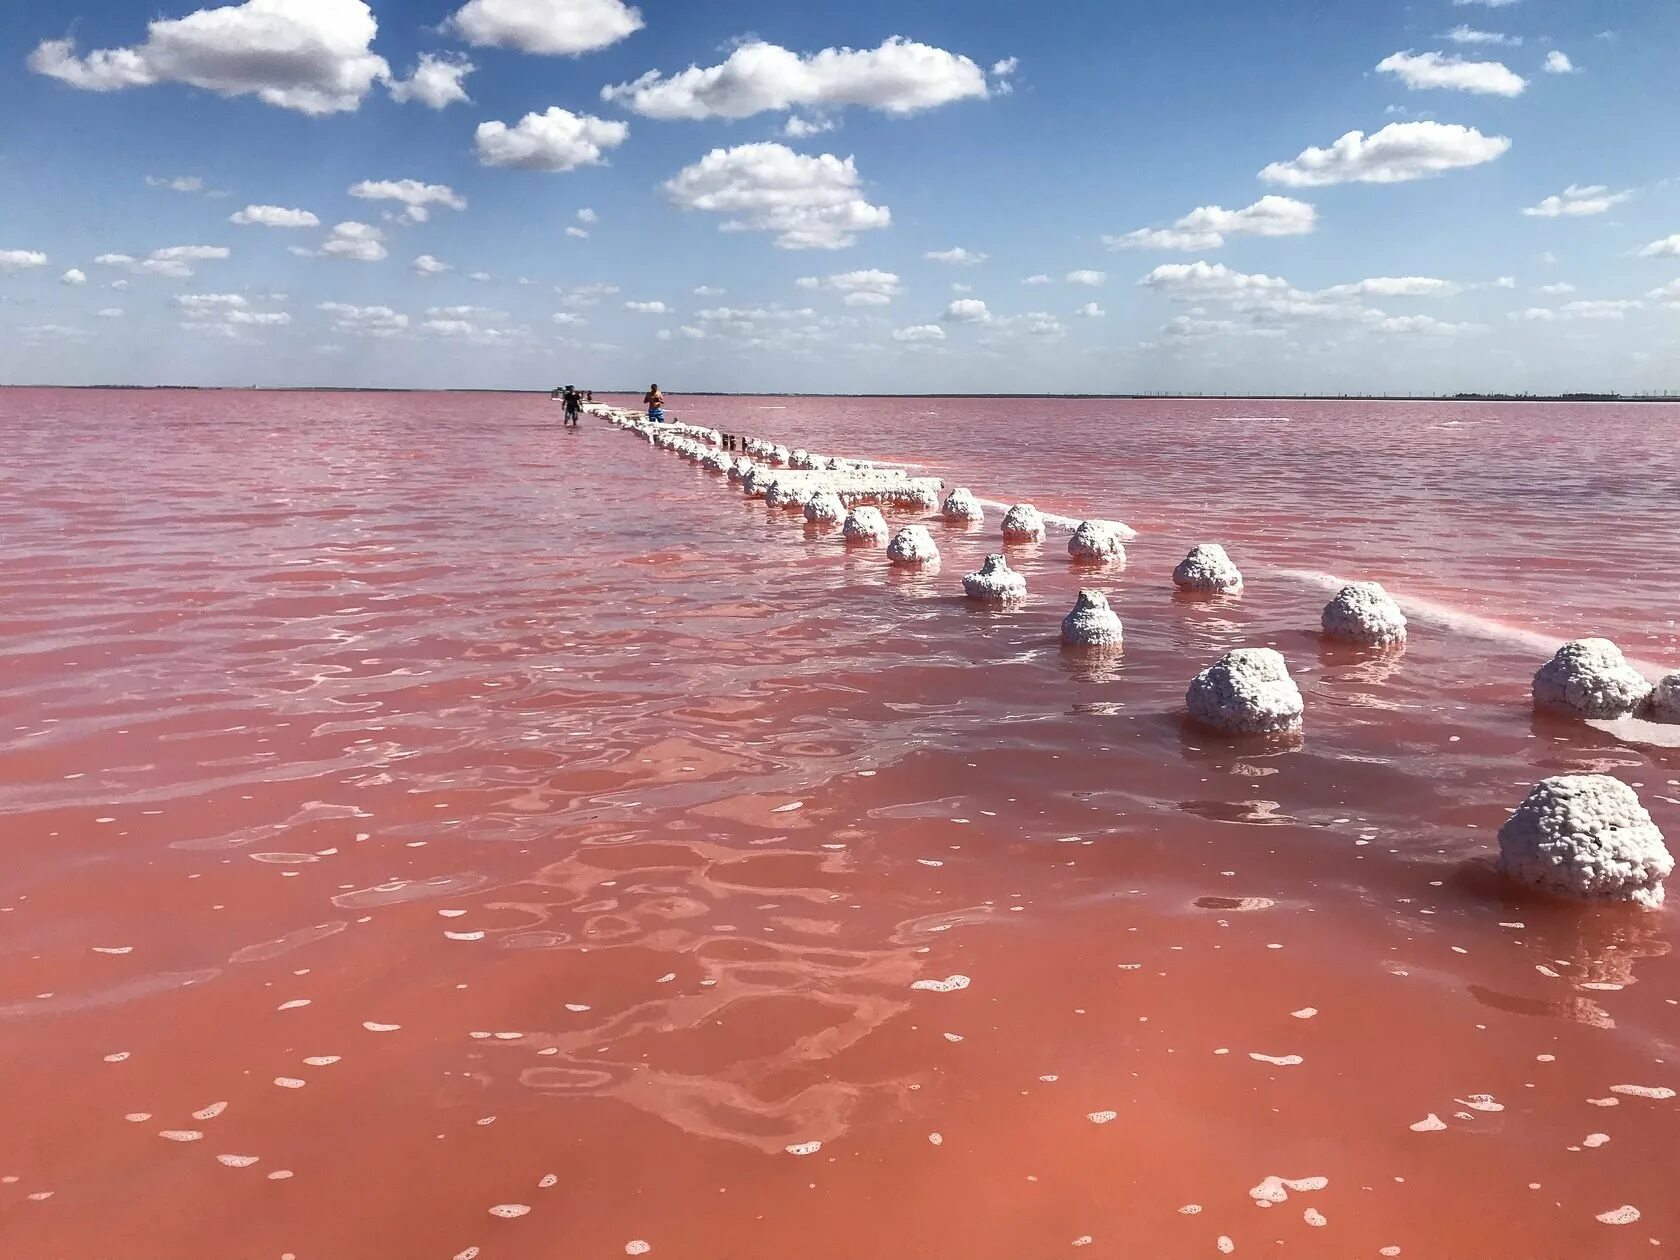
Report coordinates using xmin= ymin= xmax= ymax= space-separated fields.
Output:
xmin=552 ymin=384 xmax=667 ymax=426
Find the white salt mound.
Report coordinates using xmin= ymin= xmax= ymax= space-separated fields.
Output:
xmin=1172 ymin=543 xmax=1243 ymax=593
xmin=887 ymin=525 xmax=940 ymax=567
xmin=1068 ymin=520 xmax=1126 ymax=564
xmin=963 ymin=554 xmax=1027 ymax=602
xmin=1497 ymin=775 xmax=1672 ymax=909
xmin=1640 ymin=673 xmax=1680 ymax=724
xmin=742 ymin=465 xmax=770 ymax=497
xmin=1186 ymin=648 xmax=1304 ymax=736
xmin=1321 ymin=581 xmax=1407 ymax=646
xmin=764 ymin=477 xmax=798 ymax=508
xmin=804 ymin=490 xmax=846 ymax=525
xmin=1062 ymin=589 xmax=1123 ymax=647
xmin=1533 ymin=639 xmax=1651 ymax=719
xmin=897 ymin=483 xmax=941 ymax=511
xmin=772 ymin=445 xmax=791 ymax=465
xmin=1002 ymin=503 xmax=1046 ymax=542
xmin=702 ymin=449 xmax=731 ymax=473
xmin=843 ymin=506 xmax=889 ymax=544
xmin=729 ymin=456 xmax=754 ymax=481
xmin=942 ymin=488 xmax=984 ymax=523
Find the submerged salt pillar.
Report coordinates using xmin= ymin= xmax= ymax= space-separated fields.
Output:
xmin=1533 ymin=639 xmax=1651 ymax=719
xmin=898 ymin=482 xmax=941 ymax=511
xmin=1186 ymin=648 xmax=1304 ymax=735
xmin=1321 ymin=582 xmax=1407 ymax=645
xmin=886 ymin=525 xmax=940 ymax=567
xmin=942 ymin=488 xmax=984 ymax=523
xmin=963 ymin=553 xmax=1027 ymax=602
xmin=702 ymin=448 xmax=731 ymax=473
xmin=1001 ymin=504 xmax=1046 ymax=542
xmin=729 ymin=455 xmax=755 ymax=481
xmin=804 ymin=489 xmax=846 ymax=525
xmin=1498 ymin=775 xmax=1672 ymax=908
xmin=1061 ymin=589 xmax=1123 ymax=647
xmin=1068 ymin=520 xmax=1126 ymax=564
xmin=843 ymin=505 xmax=889 ymax=543
xmin=1172 ymin=544 xmax=1243 ymax=593
xmin=1644 ymin=674 xmax=1680 ymax=724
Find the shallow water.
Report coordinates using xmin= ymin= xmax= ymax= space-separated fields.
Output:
xmin=1 ymin=388 xmax=1677 ymax=1259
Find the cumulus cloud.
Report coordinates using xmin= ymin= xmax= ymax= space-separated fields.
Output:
xmin=1537 ymin=281 xmax=1576 ymax=295
xmin=28 ymin=0 xmax=389 ymax=116
xmin=1105 ymin=194 xmax=1317 ymax=250
xmin=1139 ymin=261 xmax=1290 ymax=298
xmin=95 ymin=245 xmax=229 ymax=278
xmin=1646 ymin=279 xmax=1680 ymax=306
xmin=624 ymin=300 xmax=668 ymax=313
xmin=349 ymin=179 xmax=466 ymax=223
xmin=801 ymin=269 xmax=902 ymax=305
xmin=1022 ymin=312 xmax=1065 ymax=337
xmin=312 ymin=221 xmax=386 ymax=262
xmin=447 ymin=0 xmax=642 ymax=55
xmin=941 ymin=298 xmax=992 ymax=324
xmin=1319 ymin=276 xmax=1462 ymax=298
xmin=319 ymin=301 xmax=408 ymax=336
xmin=663 ymin=143 xmax=890 ymax=249
xmin=475 ymin=107 xmax=629 ymax=172
xmin=0 ymin=250 xmax=50 ymax=272
xmin=387 ymin=52 xmax=474 ymax=108
xmin=1075 ymin=302 xmax=1104 ymax=317
xmin=926 ymin=246 xmax=987 ymax=266
xmin=1544 ymin=51 xmax=1576 ymax=74
xmin=61 ymin=268 xmax=88 ymax=286
xmin=231 ymin=204 xmax=319 ymax=228
xmin=552 ymin=312 xmax=586 ymax=326
xmin=1021 ymin=273 xmax=1052 ymax=285
xmin=1377 ymin=50 xmax=1526 ymax=95
xmin=893 ymin=324 xmax=945 ymax=342
xmin=1066 ymin=269 xmax=1106 ymax=286
xmin=577 ymin=208 xmax=598 ymax=225
xmin=1637 ymin=235 xmax=1680 ymax=258
xmin=693 ymin=285 xmax=724 ymax=296
xmin=411 ymin=254 xmax=452 ymax=274
xmin=601 ymin=37 xmax=992 ymax=120
xmin=1260 ymin=121 xmax=1511 ymax=186
xmin=1443 ymin=25 xmax=1522 ymax=46
xmin=1513 ymin=300 xmax=1641 ymax=322
xmin=784 ymin=116 xmax=837 ymax=139
xmin=1522 ymin=184 xmax=1633 ymax=218
xmin=1371 ymin=314 xmax=1478 ymax=335
xmin=566 ymin=226 xmax=590 ymax=239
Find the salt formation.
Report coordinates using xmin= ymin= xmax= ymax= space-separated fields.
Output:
xmin=803 ymin=490 xmax=846 ymax=525
xmin=1172 ymin=544 xmax=1243 ymax=593
xmin=1068 ymin=520 xmax=1126 ymax=564
xmin=742 ymin=465 xmax=771 ymax=497
xmin=790 ymin=449 xmax=814 ymax=470
xmin=772 ymin=445 xmax=791 ymax=465
xmin=1001 ymin=504 xmax=1046 ymax=542
xmin=1497 ymin=775 xmax=1672 ymax=908
xmin=1061 ymin=589 xmax=1123 ymax=647
xmin=962 ymin=554 xmax=1027 ymax=602
xmin=942 ymin=488 xmax=984 ymax=523
xmin=701 ymin=449 xmax=731 ymax=473
xmin=1321 ymin=582 xmax=1407 ymax=646
xmin=1533 ymin=639 xmax=1652 ymax=719
xmin=764 ymin=477 xmax=799 ymax=508
xmin=729 ymin=456 xmax=754 ymax=481
xmin=896 ymin=482 xmax=941 ymax=511
xmin=1186 ymin=648 xmax=1304 ymax=736
xmin=842 ymin=506 xmax=889 ymax=543
xmin=1643 ymin=674 xmax=1680 ymax=724
xmin=886 ymin=525 xmax=940 ymax=567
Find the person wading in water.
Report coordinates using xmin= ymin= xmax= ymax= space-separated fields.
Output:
xmin=643 ymin=383 xmax=665 ymax=422
xmin=561 ymin=384 xmax=583 ymax=427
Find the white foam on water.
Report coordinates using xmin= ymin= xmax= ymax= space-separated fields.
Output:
xmin=1087 ymin=1110 xmax=1117 ymax=1125
xmin=489 ymin=1204 xmax=531 ymax=1219
xmin=1291 ymin=1008 xmax=1317 ymax=1019
xmin=124 ymin=1113 xmax=151 ymax=1122
xmin=362 ymin=1021 xmax=401 ymax=1032
xmin=1583 ymin=1133 xmax=1610 ymax=1148
xmin=454 ymin=1250 xmax=481 ymax=1260
xmin=1217 ymin=1237 xmax=1235 ymax=1254
xmin=1303 ymin=1209 xmax=1326 ymax=1227
xmin=159 ymin=1130 xmax=203 ymax=1142
xmin=278 ymin=999 xmax=311 ymax=1010
xmin=1596 ymin=1205 xmax=1640 ymax=1225
xmin=626 ymin=1240 xmax=652 ymax=1254
xmin=1178 ymin=1204 xmax=1202 ymax=1215
xmin=1610 ymin=1084 xmax=1674 ymax=1099
xmin=92 ymin=946 xmax=134 ymax=955
xmin=445 ymin=930 xmax=485 ymax=941
xmin=539 ymin=1174 xmax=558 ymax=1188
xmin=1455 ymin=1094 xmax=1504 ymax=1112
xmin=565 ymin=1003 xmax=591 ymax=1012
xmin=785 ymin=1141 xmax=822 ymax=1156
xmin=216 ymin=1154 xmax=259 ymax=1168
xmin=103 ymin=1051 xmax=130 ymax=1063
xmin=1249 ymin=1053 xmax=1303 ymax=1066
xmin=303 ymin=1056 xmax=340 ymax=1066
xmin=1410 ymin=1114 xmax=1447 ymax=1132
xmin=1248 ymin=1174 xmax=1328 ymax=1205
xmin=192 ymin=1101 xmax=227 ymax=1120
xmin=928 ymin=1132 xmax=943 ymax=1146
xmin=274 ymin=1077 xmax=306 ymax=1089
xmin=911 ymin=975 xmax=971 ymax=993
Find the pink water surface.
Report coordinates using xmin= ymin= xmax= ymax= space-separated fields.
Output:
xmin=1 ymin=388 xmax=1677 ymax=1259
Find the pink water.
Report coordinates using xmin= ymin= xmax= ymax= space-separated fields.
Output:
xmin=1 ymin=388 xmax=1677 ymax=1259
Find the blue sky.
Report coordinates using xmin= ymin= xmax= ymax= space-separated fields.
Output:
xmin=1 ymin=0 xmax=1675 ymax=394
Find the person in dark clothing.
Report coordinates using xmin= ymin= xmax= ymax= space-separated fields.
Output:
xmin=562 ymin=385 xmax=583 ymax=426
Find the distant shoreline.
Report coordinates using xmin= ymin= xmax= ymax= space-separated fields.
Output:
xmin=3 ymin=385 xmax=1678 ymax=404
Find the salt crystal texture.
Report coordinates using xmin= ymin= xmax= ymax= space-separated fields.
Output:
xmin=1001 ymin=503 xmax=1045 ymax=542
xmin=963 ymin=554 xmax=1027 ymax=602
xmin=1497 ymin=775 xmax=1672 ymax=908
xmin=1186 ymin=649 xmax=1304 ymax=736
xmin=887 ymin=525 xmax=940 ymax=567
xmin=728 ymin=456 xmax=754 ymax=481
xmin=843 ymin=507 xmax=889 ymax=544
xmin=1172 ymin=543 xmax=1242 ymax=593
xmin=1533 ymin=639 xmax=1651 ymax=719
xmin=1068 ymin=520 xmax=1126 ymax=564
xmin=942 ymin=487 xmax=984 ymax=523
xmin=1642 ymin=673 xmax=1680 ymax=724
xmin=1321 ymin=582 xmax=1407 ymax=645
xmin=701 ymin=449 xmax=730 ymax=473
xmin=1062 ymin=589 xmax=1123 ymax=648
xmin=803 ymin=490 xmax=846 ymax=525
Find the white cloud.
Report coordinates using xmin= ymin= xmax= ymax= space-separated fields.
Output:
xmin=94 ymin=245 xmax=228 ymax=278
xmin=1537 ymin=282 xmax=1576 ymax=295
xmin=624 ymin=300 xmax=669 ymax=313
xmin=231 ymin=204 xmax=320 ymax=228
xmin=1372 ymin=314 xmax=1478 ymax=335
xmin=1544 ymin=51 xmax=1576 ymax=74
xmin=1637 ymin=235 xmax=1680 ymax=258
xmin=559 ymin=282 xmax=620 ymax=308
xmin=1319 ymin=276 xmax=1462 ymax=298
xmin=1511 ymin=299 xmax=1642 ymax=322
xmin=991 ymin=57 xmax=1018 ymax=77
xmin=475 ymin=107 xmax=628 ymax=172
xmin=1075 ymin=302 xmax=1104 ymax=317
xmin=349 ymin=179 xmax=466 ymax=223
xmin=784 ymin=116 xmax=837 ymax=139
xmin=926 ymin=246 xmax=987 ymax=266
xmin=1453 ymin=0 xmax=1520 ymax=6
xmin=29 ymin=0 xmax=389 ymax=115
xmin=941 ymin=298 xmax=991 ymax=324
xmin=815 ymin=269 xmax=903 ymax=305
xmin=469 ymin=271 xmax=491 ymax=282
xmin=146 ymin=175 xmax=205 ymax=193
xmin=1022 ymin=312 xmax=1065 ymax=337
xmin=577 ymin=208 xmax=598 ymax=225
xmin=566 ymin=226 xmax=590 ymax=239
xmin=693 ymin=285 xmax=724 ymax=296
xmin=320 ymin=301 xmax=408 ymax=336
xmin=1443 ymin=25 xmax=1522 ymax=46
xmin=601 ymin=37 xmax=992 ymax=120
xmin=315 ymin=221 xmax=386 ymax=262
xmin=1066 ymin=269 xmax=1107 ymax=286
xmin=1377 ymin=50 xmax=1526 ymax=95
xmin=388 ymin=52 xmax=474 ymax=108
xmin=1139 ymin=260 xmax=1290 ymax=298
xmin=1260 ymin=121 xmax=1511 ymax=186
xmin=663 ymin=143 xmax=890 ymax=250
xmin=226 ymin=309 xmax=291 ymax=326
xmin=893 ymin=324 xmax=945 ymax=342
xmin=97 ymin=307 xmax=124 ymax=318
xmin=678 ymin=325 xmax=704 ymax=339
xmin=1522 ymin=184 xmax=1633 ymax=218
xmin=0 ymin=249 xmax=50 ymax=272
xmin=61 ymin=268 xmax=88 ymax=286
xmin=447 ymin=0 xmax=642 ymax=55
xmin=175 ymin=293 xmax=248 ymax=313
xmin=411 ymin=254 xmax=452 ymax=274
xmin=1021 ymin=273 xmax=1052 ymax=285
xmin=951 ymin=282 xmax=972 ymax=293
xmin=552 ymin=312 xmax=586 ymax=326
xmin=1105 ymin=194 xmax=1317 ymax=251
xmin=1646 ymin=279 xmax=1680 ymax=302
